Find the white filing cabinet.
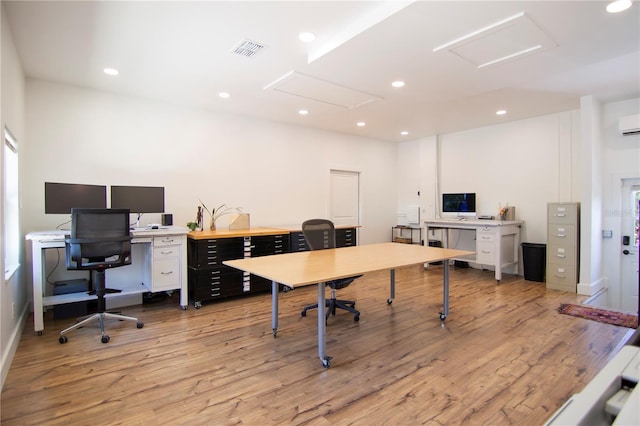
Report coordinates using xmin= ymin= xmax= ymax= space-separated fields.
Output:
xmin=142 ymin=234 xmax=184 ymax=292
xmin=547 ymin=202 xmax=580 ymax=292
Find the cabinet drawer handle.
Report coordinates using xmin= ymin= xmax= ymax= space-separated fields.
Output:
xmin=555 ymin=234 xmax=566 ymax=238
xmin=160 ymin=250 xmax=174 ymax=255
xmin=162 ymin=238 xmax=175 ymax=243
xmin=161 ymin=271 xmax=173 ymax=275
xmin=555 ymin=254 xmax=566 ymax=258
xmin=482 ymin=250 xmax=491 ymax=254
xmin=554 ymin=214 xmax=566 ymax=217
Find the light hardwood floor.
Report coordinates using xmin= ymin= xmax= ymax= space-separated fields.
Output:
xmin=1 ymin=265 xmax=636 ymax=425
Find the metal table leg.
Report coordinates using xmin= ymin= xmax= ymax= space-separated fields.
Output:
xmin=387 ymin=268 xmax=396 ymax=304
xmin=272 ymin=280 xmax=279 ymax=337
xmin=317 ymin=282 xmax=331 ymax=368
xmin=440 ymin=261 xmax=449 ymax=321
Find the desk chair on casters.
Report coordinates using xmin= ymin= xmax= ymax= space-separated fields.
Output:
xmin=300 ymin=219 xmax=362 ymax=323
xmin=59 ymin=208 xmax=143 ymax=344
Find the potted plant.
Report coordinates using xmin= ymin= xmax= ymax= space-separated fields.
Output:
xmin=199 ymin=200 xmax=242 ymax=231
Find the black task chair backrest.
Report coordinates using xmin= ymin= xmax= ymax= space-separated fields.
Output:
xmin=302 ymin=219 xmax=336 ymax=250
xmin=66 ymin=208 xmax=132 ymax=270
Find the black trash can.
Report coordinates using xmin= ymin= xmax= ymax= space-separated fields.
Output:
xmin=521 ymin=243 xmax=546 ymax=282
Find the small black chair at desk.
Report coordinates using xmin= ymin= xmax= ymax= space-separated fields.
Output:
xmin=60 ymin=208 xmax=143 ymax=344
xmin=300 ymin=219 xmax=362 ymax=323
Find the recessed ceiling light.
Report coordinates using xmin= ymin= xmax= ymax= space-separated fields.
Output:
xmin=607 ymin=0 xmax=632 ymax=13
xmin=103 ymin=68 xmax=119 ymax=76
xmin=496 ymin=110 xmax=507 ymax=115
xmin=400 ymin=131 xmax=409 ymax=136
xmin=298 ymin=109 xmax=309 ymax=115
xmin=218 ymin=92 xmax=230 ymax=99
xmin=391 ymin=81 xmax=405 ymax=88
xmin=299 ymin=32 xmax=316 ymax=43
xmin=357 ymin=122 xmax=366 ymax=127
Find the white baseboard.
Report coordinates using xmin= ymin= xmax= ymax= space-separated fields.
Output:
xmin=577 ymin=277 xmax=607 ymax=296
xmin=1 ymin=302 xmax=28 ymax=391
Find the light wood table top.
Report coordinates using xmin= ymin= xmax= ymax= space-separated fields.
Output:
xmin=187 ymin=227 xmax=289 ymax=240
xmin=225 ymin=242 xmax=474 ymax=287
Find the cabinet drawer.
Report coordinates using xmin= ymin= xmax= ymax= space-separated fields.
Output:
xmin=476 ymin=231 xmax=495 ymax=243
xmin=153 ymin=245 xmax=180 ymax=259
xmin=548 ymin=225 xmax=577 ymax=245
xmin=154 ymin=235 xmax=182 ymax=247
xmin=336 ymin=227 xmax=357 ymax=247
xmin=476 ymin=241 xmax=494 ymax=263
xmin=548 ymin=204 xmax=579 ymax=224
xmin=153 ymin=258 xmax=181 ymax=290
xmin=547 ymin=263 xmax=577 ymax=291
xmin=546 ymin=245 xmax=577 ymax=266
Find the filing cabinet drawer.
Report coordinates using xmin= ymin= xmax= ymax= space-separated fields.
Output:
xmin=548 ymin=224 xmax=577 ymax=245
xmin=187 ymin=237 xmax=244 ymax=268
xmin=547 ymin=263 xmax=577 ymax=292
xmin=547 ymin=245 xmax=577 ymax=266
xmin=548 ymin=203 xmax=579 ymax=225
xmin=289 ymin=232 xmax=309 ymax=252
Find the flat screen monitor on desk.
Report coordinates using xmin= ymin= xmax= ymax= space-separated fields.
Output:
xmin=442 ymin=192 xmax=476 ymax=217
xmin=110 ymin=185 xmax=164 ymax=227
xmin=44 ymin=182 xmax=107 ymax=214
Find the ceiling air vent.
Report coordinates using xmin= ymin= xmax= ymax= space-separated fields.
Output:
xmin=231 ymin=39 xmax=265 ymax=58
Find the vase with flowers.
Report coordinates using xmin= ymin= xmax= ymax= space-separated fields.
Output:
xmin=199 ymin=200 xmax=242 ymax=231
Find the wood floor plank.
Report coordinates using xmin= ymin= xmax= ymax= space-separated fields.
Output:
xmin=1 ymin=264 xmax=634 ymax=425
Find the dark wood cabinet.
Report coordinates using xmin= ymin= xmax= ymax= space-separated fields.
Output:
xmin=187 ymin=229 xmax=289 ymax=308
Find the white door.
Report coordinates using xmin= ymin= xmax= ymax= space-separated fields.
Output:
xmin=329 ymin=170 xmax=359 ymax=227
xmin=620 ymin=178 xmax=640 ymax=314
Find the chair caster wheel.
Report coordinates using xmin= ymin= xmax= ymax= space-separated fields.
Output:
xmin=137 ymin=322 xmax=144 ymax=329
xmin=439 ymin=313 xmax=447 ymax=321
xmin=59 ymin=335 xmax=68 ymax=344
xmin=101 ymin=335 xmax=110 ymax=344
xmin=321 ymin=356 xmax=332 ymax=368
xmin=301 ymin=310 xmax=307 ymax=317
xmin=354 ymin=315 xmax=360 ymax=321
xmin=387 ymin=299 xmax=393 ymax=305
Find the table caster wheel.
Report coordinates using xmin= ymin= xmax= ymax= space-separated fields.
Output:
xmin=59 ymin=335 xmax=68 ymax=344
xmin=101 ymin=335 xmax=110 ymax=344
xmin=37 ymin=331 xmax=43 ymax=336
xmin=321 ymin=356 xmax=332 ymax=368
xmin=181 ymin=305 xmax=188 ymax=310
xmin=137 ymin=322 xmax=144 ymax=329
xmin=194 ymin=301 xmax=202 ymax=309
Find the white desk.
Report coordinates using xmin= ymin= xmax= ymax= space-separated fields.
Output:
xmin=26 ymin=227 xmax=189 ymax=334
xmin=225 ymin=243 xmax=473 ymax=368
xmin=424 ymin=219 xmax=523 ymax=282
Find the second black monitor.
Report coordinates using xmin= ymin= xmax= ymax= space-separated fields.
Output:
xmin=110 ymin=185 xmax=165 ymax=214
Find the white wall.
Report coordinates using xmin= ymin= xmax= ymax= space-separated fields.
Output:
xmin=398 ymin=112 xmax=580 ymax=249
xmin=1 ymin=4 xmax=27 ymax=389
xmin=22 ymin=80 xmax=398 ymax=243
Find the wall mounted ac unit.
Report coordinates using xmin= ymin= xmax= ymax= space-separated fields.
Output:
xmin=618 ymin=114 xmax=640 ymax=136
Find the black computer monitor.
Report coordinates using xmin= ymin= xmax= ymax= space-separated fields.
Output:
xmin=110 ymin=185 xmax=165 ymax=214
xmin=44 ymin=182 xmax=107 ymax=214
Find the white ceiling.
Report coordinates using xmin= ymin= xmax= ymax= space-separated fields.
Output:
xmin=4 ymin=1 xmax=640 ymax=142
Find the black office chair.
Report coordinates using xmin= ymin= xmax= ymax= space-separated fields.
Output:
xmin=300 ymin=219 xmax=362 ymax=323
xmin=59 ymin=208 xmax=143 ymax=344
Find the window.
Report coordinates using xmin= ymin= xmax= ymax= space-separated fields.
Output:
xmin=4 ymin=127 xmax=19 ymax=279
